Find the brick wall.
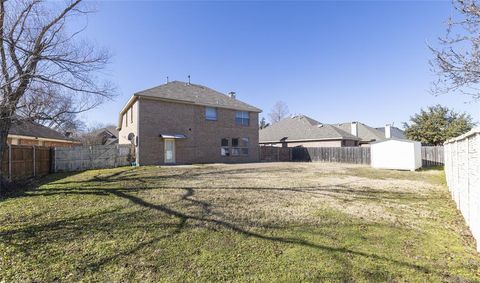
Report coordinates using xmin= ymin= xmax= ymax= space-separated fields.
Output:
xmin=131 ymin=97 xmax=259 ymax=165
xmin=444 ymin=128 xmax=480 ymax=252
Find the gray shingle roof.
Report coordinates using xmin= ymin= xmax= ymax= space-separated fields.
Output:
xmin=9 ymin=120 xmax=75 ymax=141
xmin=135 ymin=81 xmax=261 ymax=112
xmin=375 ymin=126 xmax=406 ymax=139
xmin=93 ymin=126 xmax=119 ymax=138
xmin=332 ymin=122 xmax=386 ymax=143
xmin=259 ymin=115 xmax=359 ymax=143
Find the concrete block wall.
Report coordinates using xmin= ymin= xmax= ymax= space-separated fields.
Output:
xmin=444 ymin=128 xmax=480 ymax=251
xmin=54 ymin=144 xmax=133 ymax=172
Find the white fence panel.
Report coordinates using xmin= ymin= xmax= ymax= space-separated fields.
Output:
xmin=54 ymin=144 xmax=134 ymax=172
xmin=444 ymin=128 xmax=480 ymax=251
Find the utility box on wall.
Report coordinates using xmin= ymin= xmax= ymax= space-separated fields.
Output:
xmin=371 ymin=139 xmax=422 ymax=171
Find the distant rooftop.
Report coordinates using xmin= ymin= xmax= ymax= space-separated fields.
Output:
xmin=259 ymin=115 xmax=359 ymax=143
xmin=9 ymin=120 xmax=76 ymax=142
xmin=375 ymin=126 xmax=406 ymax=139
xmin=332 ymin=122 xmax=386 ymax=143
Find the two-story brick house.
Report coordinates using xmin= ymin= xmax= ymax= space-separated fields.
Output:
xmin=117 ymin=81 xmax=261 ymax=165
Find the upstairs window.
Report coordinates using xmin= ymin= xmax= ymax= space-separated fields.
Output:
xmin=130 ymin=107 xmax=134 ymax=124
xmin=235 ymin=111 xmax=249 ymax=126
xmin=206 ymin=107 xmax=217 ymax=121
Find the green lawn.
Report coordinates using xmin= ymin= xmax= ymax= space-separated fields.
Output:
xmin=0 ymin=162 xmax=479 ymax=282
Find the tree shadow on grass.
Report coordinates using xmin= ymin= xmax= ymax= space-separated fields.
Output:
xmin=0 ymin=167 xmax=449 ymax=280
xmin=0 ymin=171 xmax=83 ymax=201
xmin=111 ymin=188 xmax=432 ymax=272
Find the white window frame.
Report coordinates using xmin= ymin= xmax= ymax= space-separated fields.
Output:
xmin=130 ymin=106 xmax=134 ymax=124
xmin=235 ymin=111 xmax=249 ymax=126
xmin=231 ymin=137 xmax=249 ymax=156
xmin=205 ymin=107 xmax=217 ymax=121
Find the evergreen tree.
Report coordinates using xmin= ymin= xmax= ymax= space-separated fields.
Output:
xmin=403 ymin=105 xmax=475 ymax=145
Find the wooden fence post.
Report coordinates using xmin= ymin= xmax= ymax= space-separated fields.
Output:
xmin=50 ymin=147 xmax=56 ymax=173
xmin=33 ymin=145 xmax=36 ymax=177
xmin=8 ymin=144 xmax=11 ymax=181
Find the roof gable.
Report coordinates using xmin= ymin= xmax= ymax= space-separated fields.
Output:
xmin=94 ymin=126 xmax=119 ymax=138
xmin=333 ymin=122 xmax=386 ymax=142
xmin=259 ymin=115 xmax=359 ymax=143
xmin=9 ymin=120 xmax=74 ymax=141
xmin=135 ymin=81 xmax=261 ymax=112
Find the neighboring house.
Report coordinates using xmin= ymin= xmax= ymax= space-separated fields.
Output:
xmin=92 ymin=126 xmax=119 ymax=145
xmin=117 ymin=81 xmax=261 ymax=165
xmin=332 ymin=122 xmax=390 ymax=146
xmin=8 ymin=120 xmax=79 ymax=147
xmin=375 ymin=125 xmax=406 ymax=140
xmin=259 ymin=115 xmax=360 ymax=147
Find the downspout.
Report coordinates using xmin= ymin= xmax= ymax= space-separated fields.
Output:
xmin=136 ymin=98 xmax=141 ymax=166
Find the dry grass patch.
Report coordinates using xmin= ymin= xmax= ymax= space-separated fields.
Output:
xmin=0 ymin=162 xmax=478 ymax=282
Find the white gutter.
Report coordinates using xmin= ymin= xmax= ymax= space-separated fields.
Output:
xmin=8 ymin=134 xmax=79 ymax=144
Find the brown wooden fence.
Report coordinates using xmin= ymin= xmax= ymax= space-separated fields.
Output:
xmin=421 ymin=146 xmax=444 ymax=166
xmin=259 ymin=146 xmax=292 ymax=162
xmin=292 ymin=147 xmax=371 ymax=164
xmin=261 ymin=145 xmax=443 ymax=167
xmin=1 ymin=145 xmax=52 ymax=181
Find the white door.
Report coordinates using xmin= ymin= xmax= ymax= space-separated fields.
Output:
xmin=164 ymin=139 xmax=175 ymax=164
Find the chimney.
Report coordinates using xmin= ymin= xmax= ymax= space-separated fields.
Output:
xmin=351 ymin=122 xmax=358 ymax=137
xmin=187 ymin=75 xmax=191 ymax=85
xmin=228 ymin=91 xmax=236 ymax=99
xmin=385 ymin=124 xmax=391 ymax=139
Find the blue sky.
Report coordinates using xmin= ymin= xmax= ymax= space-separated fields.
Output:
xmin=77 ymin=0 xmax=480 ymax=128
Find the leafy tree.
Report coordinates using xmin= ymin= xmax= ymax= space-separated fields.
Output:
xmin=403 ymin=105 xmax=475 ymax=145
xmin=259 ymin=117 xmax=269 ymax=129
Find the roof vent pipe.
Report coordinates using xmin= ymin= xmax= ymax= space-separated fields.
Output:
xmin=228 ymin=91 xmax=236 ymax=99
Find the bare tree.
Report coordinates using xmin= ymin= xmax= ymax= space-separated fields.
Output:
xmin=78 ymin=122 xmax=116 ymax=145
xmin=0 ymin=0 xmax=113 ymax=187
xmin=16 ymin=84 xmax=87 ymax=134
xmin=430 ymin=0 xmax=480 ymax=100
xmin=268 ymin=101 xmax=289 ymax=124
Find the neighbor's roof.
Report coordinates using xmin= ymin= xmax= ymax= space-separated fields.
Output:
xmin=370 ymin=138 xmax=419 ymax=144
xmin=375 ymin=126 xmax=406 ymax=139
xmin=332 ymin=122 xmax=386 ymax=143
xmin=259 ymin=115 xmax=359 ymax=143
xmin=94 ymin=126 xmax=119 ymax=138
xmin=9 ymin=120 xmax=76 ymax=142
xmin=135 ymin=81 xmax=261 ymax=112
